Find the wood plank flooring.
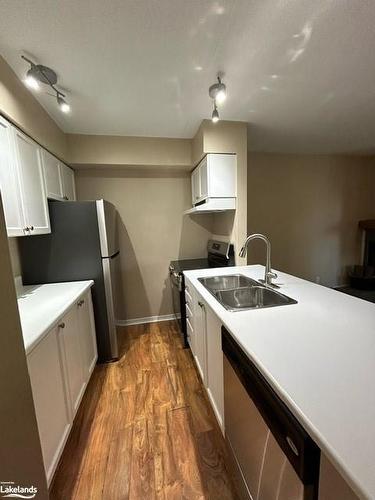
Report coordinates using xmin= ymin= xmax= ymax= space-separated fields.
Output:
xmin=50 ymin=320 xmax=238 ymax=500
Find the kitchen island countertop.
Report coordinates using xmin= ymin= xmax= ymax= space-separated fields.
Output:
xmin=184 ymin=265 xmax=375 ymax=500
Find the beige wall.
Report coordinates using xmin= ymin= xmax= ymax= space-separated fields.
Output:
xmin=247 ymin=153 xmax=375 ymax=286
xmin=67 ymin=134 xmax=191 ymax=168
xmin=192 ymin=120 xmax=248 ymax=263
xmin=0 ymin=55 xmax=67 ymax=160
xmin=0 ymin=196 xmax=48 ymax=497
xmin=76 ymin=168 xmax=213 ymax=320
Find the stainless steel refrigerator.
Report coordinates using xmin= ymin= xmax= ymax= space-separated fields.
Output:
xmin=19 ymin=199 xmax=121 ymax=362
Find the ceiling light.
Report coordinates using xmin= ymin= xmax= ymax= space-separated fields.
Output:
xmin=57 ymin=94 xmax=70 ymax=113
xmin=21 ymin=55 xmax=71 ymax=114
xmin=209 ymin=76 xmax=226 ymax=105
xmin=24 ymin=71 xmax=40 ymax=91
xmin=212 ymin=103 xmax=219 ymax=123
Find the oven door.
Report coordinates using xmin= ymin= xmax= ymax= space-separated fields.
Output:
xmin=169 ymin=266 xmax=183 ymax=322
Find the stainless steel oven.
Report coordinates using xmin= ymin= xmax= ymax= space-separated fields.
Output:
xmin=169 ymin=240 xmax=234 ymax=347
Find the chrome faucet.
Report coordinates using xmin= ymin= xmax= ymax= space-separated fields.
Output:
xmin=239 ymin=233 xmax=278 ymax=287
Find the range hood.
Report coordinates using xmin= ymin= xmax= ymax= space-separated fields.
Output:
xmin=184 ymin=197 xmax=236 ymax=214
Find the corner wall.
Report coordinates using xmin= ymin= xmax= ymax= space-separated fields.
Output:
xmin=247 ymin=153 xmax=375 ymax=286
xmin=76 ymin=168 xmax=213 ymax=320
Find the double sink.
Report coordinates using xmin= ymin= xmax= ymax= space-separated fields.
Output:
xmin=198 ymin=274 xmax=297 ymax=311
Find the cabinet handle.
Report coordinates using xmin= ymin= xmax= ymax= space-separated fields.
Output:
xmin=286 ymin=436 xmax=299 ymax=456
xmin=30 ymin=226 xmax=34 ymax=231
xmin=58 ymin=322 xmax=65 ymax=329
xmin=77 ymin=299 xmax=85 ymax=307
xmin=198 ymin=301 xmax=205 ymax=309
xmin=63 ymin=195 xmax=69 ymax=200
xmin=24 ymin=227 xmax=29 ymax=232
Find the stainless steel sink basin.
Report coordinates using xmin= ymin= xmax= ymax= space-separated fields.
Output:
xmin=198 ymin=274 xmax=297 ymax=311
xmin=214 ymin=286 xmax=297 ymax=311
xmin=198 ymin=274 xmax=259 ymax=291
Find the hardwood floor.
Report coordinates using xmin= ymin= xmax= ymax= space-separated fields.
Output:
xmin=50 ymin=320 xmax=238 ymax=500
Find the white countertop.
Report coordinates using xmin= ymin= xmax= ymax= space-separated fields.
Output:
xmin=17 ymin=280 xmax=94 ymax=355
xmin=184 ymin=265 xmax=375 ymax=500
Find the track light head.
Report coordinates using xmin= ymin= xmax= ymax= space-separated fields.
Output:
xmin=57 ymin=94 xmax=70 ymax=113
xmin=24 ymin=68 xmax=40 ymax=91
xmin=209 ymin=76 xmax=227 ymax=104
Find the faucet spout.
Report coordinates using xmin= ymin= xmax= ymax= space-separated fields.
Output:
xmin=239 ymin=233 xmax=278 ymax=287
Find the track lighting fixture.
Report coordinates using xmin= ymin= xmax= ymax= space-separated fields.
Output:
xmin=21 ymin=55 xmax=71 ymax=114
xmin=209 ymin=75 xmax=227 ymax=104
xmin=209 ymin=74 xmax=226 ymax=123
xmin=212 ymin=103 xmax=219 ymax=123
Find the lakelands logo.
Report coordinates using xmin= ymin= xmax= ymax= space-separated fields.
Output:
xmin=0 ymin=482 xmax=37 ymax=499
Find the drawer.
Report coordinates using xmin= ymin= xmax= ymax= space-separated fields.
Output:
xmin=186 ymin=302 xmax=193 ymax=320
xmin=186 ymin=317 xmax=194 ymax=345
xmin=185 ymin=285 xmax=193 ymax=305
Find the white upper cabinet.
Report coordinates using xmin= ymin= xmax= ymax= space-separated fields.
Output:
xmin=186 ymin=153 xmax=236 ymax=214
xmin=13 ymin=128 xmax=51 ymax=235
xmin=42 ymin=149 xmax=76 ymax=201
xmin=42 ymin=149 xmax=62 ymax=200
xmin=0 ymin=116 xmax=25 ymax=236
xmin=60 ymin=163 xmax=76 ymax=201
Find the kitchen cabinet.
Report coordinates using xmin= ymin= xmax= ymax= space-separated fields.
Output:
xmin=77 ymin=291 xmax=98 ymax=379
xmin=27 ymin=326 xmax=71 ymax=485
xmin=190 ymin=153 xmax=236 ymax=206
xmin=42 ymin=149 xmax=76 ymax=201
xmin=0 ymin=117 xmax=51 ymax=236
xmin=184 ymin=277 xmax=207 ymax=385
xmin=60 ymin=162 xmax=76 ymax=201
xmin=0 ymin=115 xmax=25 ymax=236
xmin=184 ymin=278 xmax=223 ymax=430
xmin=58 ymin=305 xmax=86 ymax=417
xmin=13 ymin=128 xmax=51 ymax=235
xmin=27 ymin=288 xmax=97 ymax=485
xmin=205 ymin=302 xmax=224 ymax=431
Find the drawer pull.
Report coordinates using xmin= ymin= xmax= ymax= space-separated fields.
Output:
xmin=77 ymin=299 xmax=85 ymax=306
xmin=198 ymin=301 xmax=205 ymax=309
xmin=58 ymin=322 xmax=65 ymax=329
xmin=286 ymin=436 xmax=299 ymax=456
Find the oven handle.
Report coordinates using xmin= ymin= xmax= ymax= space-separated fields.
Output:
xmin=169 ymin=266 xmax=183 ymax=291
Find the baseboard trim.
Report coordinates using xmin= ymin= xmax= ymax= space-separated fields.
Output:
xmin=116 ymin=313 xmax=180 ymax=327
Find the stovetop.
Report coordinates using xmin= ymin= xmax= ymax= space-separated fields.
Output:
xmin=169 ymin=258 xmax=210 ymax=274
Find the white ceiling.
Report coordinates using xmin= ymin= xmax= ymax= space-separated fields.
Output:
xmin=1 ymin=0 xmax=375 ymax=153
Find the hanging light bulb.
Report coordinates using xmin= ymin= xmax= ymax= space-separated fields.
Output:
xmin=209 ymin=76 xmax=227 ymax=105
xmin=212 ymin=102 xmax=219 ymax=123
xmin=24 ymin=72 xmax=40 ymax=91
xmin=57 ymin=93 xmax=70 ymax=113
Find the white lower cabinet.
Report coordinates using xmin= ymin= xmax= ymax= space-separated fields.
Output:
xmin=27 ymin=288 xmax=97 ymax=486
xmin=58 ymin=306 xmax=86 ymax=417
xmin=27 ymin=326 xmax=71 ymax=485
xmin=204 ymin=303 xmax=224 ymax=432
xmin=185 ymin=278 xmax=224 ymax=432
xmin=77 ymin=292 xmax=98 ymax=380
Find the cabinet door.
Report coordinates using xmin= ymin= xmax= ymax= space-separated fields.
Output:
xmin=13 ymin=129 xmax=50 ymax=234
xmin=0 ymin=117 xmax=26 ymax=236
xmin=59 ymin=163 xmax=76 ymax=201
xmin=207 ymin=153 xmax=236 ymax=198
xmin=77 ymin=291 xmax=97 ymax=381
xmin=58 ymin=307 xmax=85 ymax=417
xmin=191 ymin=167 xmax=200 ymax=205
xmin=194 ymin=295 xmax=207 ymax=385
xmin=205 ymin=303 xmax=224 ymax=431
xmin=41 ymin=149 xmax=63 ymax=200
xmin=199 ymin=156 xmax=208 ymax=200
xmin=27 ymin=327 xmax=71 ymax=485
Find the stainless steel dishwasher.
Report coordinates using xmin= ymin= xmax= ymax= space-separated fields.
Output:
xmin=222 ymin=327 xmax=320 ymax=500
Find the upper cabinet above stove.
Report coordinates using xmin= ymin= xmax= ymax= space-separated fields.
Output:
xmin=184 ymin=153 xmax=236 ymax=214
